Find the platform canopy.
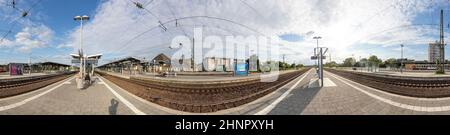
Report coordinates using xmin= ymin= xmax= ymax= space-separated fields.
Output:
xmin=70 ymin=53 xmax=102 ymax=65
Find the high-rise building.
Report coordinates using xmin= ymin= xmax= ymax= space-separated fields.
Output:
xmin=429 ymin=41 xmax=442 ymax=63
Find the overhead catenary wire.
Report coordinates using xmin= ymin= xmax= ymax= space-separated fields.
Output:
xmin=238 ymin=0 xmax=265 ymax=19
xmin=114 ymin=15 xmax=265 ymax=54
xmin=164 ymin=0 xmax=188 ymax=37
xmin=112 ymin=22 xmax=242 ymax=54
xmin=129 ymin=0 xmax=167 ymax=32
xmin=129 ymin=0 xmax=181 ymax=44
xmin=0 ymin=0 xmax=44 ymax=43
xmin=109 ymin=1 xmax=290 ymax=64
xmin=143 ymin=0 xmax=154 ymax=7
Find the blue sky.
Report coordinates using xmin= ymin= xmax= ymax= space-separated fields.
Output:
xmin=1 ymin=0 xmax=450 ymax=65
xmin=38 ymin=0 xmax=101 ymax=36
xmin=0 ymin=0 xmax=100 ymax=64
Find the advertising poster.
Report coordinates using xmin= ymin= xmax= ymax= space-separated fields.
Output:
xmin=235 ymin=63 xmax=248 ymax=76
xmin=9 ymin=63 xmax=24 ymax=76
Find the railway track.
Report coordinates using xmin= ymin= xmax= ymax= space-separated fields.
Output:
xmin=98 ymin=68 xmax=310 ymax=113
xmin=326 ymin=68 xmax=450 ymax=98
xmin=0 ymin=72 xmax=76 ymax=98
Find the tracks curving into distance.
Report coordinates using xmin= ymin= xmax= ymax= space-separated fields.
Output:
xmin=0 ymin=72 xmax=76 ymax=98
xmin=326 ymin=68 xmax=450 ymax=98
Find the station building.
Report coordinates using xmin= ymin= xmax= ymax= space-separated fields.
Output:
xmin=404 ymin=61 xmax=450 ymax=70
xmin=97 ymin=57 xmax=145 ymax=75
xmin=0 ymin=64 xmax=8 ymax=73
xmin=32 ymin=62 xmax=72 ymax=73
xmin=150 ymin=53 xmax=171 ymax=73
xmin=97 ymin=53 xmax=241 ymax=74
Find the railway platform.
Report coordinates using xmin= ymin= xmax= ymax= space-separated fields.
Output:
xmin=267 ymin=69 xmax=450 ymax=115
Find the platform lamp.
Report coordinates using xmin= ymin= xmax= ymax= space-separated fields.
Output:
xmin=313 ymin=36 xmax=322 ymax=74
xmin=74 ymin=15 xmax=89 ymax=89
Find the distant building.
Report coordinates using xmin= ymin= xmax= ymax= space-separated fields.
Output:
xmin=0 ymin=64 xmax=7 ymax=73
xmin=429 ymin=41 xmax=444 ymax=63
xmin=203 ymin=57 xmax=233 ymax=72
xmin=404 ymin=61 xmax=450 ymax=70
xmin=150 ymin=53 xmax=171 ymax=73
xmin=97 ymin=57 xmax=144 ymax=75
xmin=98 ymin=54 xmax=248 ymax=73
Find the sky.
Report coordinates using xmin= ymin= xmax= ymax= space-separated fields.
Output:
xmin=0 ymin=0 xmax=450 ymax=66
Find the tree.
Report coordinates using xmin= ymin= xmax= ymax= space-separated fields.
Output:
xmin=368 ymin=55 xmax=382 ymax=66
xmin=325 ymin=61 xmax=338 ymax=68
xmin=358 ymin=58 xmax=368 ymax=67
xmin=290 ymin=63 xmax=296 ymax=69
xmin=384 ymin=58 xmax=398 ymax=68
xmin=342 ymin=57 xmax=356 ymax=67
xmin=278 ymin=61 xmax=294 ymax=70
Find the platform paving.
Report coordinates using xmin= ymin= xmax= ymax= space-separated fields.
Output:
xmin=0 ymin=76 xmax=135 ymax=115
xmin=267 ymin=70 xmax=450 ymax=115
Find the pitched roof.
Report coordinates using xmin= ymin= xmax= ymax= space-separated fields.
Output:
xmin=151 ymin=53 xmax=171 ymax=62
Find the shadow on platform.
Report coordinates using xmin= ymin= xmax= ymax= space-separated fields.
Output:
xmin=268 ymin=83 xmax=322 ymax=115
xmin=108 ymin=99 xmax=119 ymax=115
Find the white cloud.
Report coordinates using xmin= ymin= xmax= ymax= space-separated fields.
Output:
xmin=0 ymin=0 xmax=52 ymax=54
xmin=0 ymin=25 xmax=54 ymax=53
xmin=63 ymin=0 xmax=447 ymax=65
xmin=56 ymin=43 xmax=73 ymax=49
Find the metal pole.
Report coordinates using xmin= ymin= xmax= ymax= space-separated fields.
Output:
xmin=82 ymin=18 xmax=87 ymax=81
xmin=80 ymin=18 xmax=84 ymax=82
xmin=316 ymin=39 xmax=319 ymax=71
xmin=400 ymin=44 xmax=403 ymax=74
xmin=319 ymin=48 xmax=324 ymax=87
xmin=440 ymin=9 xmax=445 ymax=73
xmin=192 ymin=38 xmax=195 ymax=72
xmin=28 ymin=53 xmax=31 ymax=75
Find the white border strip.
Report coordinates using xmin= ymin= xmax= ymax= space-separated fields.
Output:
xmin=98 ymin=77 xmax=146 ymax=115
xmin=328 ymin=71 xmax=450 ymax=112
xmin=0 ymin=77 xmax=74 ymax=111
xmin=254 ymin=69 xmax=311 ymax=115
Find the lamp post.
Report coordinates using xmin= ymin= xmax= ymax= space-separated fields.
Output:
xmin=313 ymin=36 xmax=322 ymax=74
xmin=400 ymin=44 xmax=404 ymax=74
xmin=74 ymin=15 xmax=89 ymax=89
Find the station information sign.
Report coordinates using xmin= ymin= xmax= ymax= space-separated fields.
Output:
xmin=71 ymin=59 xmax=99 ymax=64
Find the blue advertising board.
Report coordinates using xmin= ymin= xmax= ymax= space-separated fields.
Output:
xmin=235 ymin=63 xmax=248 ymax=76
